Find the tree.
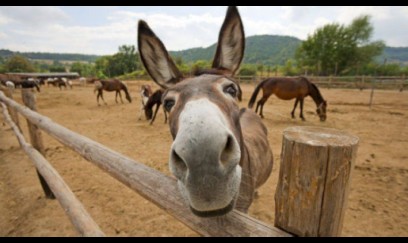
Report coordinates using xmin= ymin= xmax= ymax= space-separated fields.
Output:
xmin=70 ymin=62 xmax=96 ymax=77
xmin=94 ymin=45 xmax=141 ymax=78
xmin=296 ymin=15 xmax=385 ymax=76
xmin=3 ymin=55 xmax=36 ymax=72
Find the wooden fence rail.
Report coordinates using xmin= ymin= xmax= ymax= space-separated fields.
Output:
xmin=234 ymin=75 xmax=408 ymax=91
xmin=0 ymin=90 xmax=290 ymax=237
xmin=1 ymin=101 xmax=105 ymax=237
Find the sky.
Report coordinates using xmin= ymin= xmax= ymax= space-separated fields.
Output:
xmin=0 ymin=6 xmax=407 ymax=55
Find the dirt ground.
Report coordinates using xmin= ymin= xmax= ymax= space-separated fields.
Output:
xmin=0 ymin=81 xmax=407 ymax=237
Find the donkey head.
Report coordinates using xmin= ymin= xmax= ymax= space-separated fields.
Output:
xmin=138 ymin=7 xmax=245 ymax=217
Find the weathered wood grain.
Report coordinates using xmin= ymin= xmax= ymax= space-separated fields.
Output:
xmin=275 ymin=126 xmax=359 ymax=236
xmin=21 ymin=89 xmax=55 ymax=199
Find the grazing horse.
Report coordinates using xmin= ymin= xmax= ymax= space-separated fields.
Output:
xmin=144 ymin=89 xmax=167 ymax=125
xmin=248 ymin=77 xmax=327 ymax=121
xmin=138 ymin=6 xmax=273 ymax=216
xmin=62 ymin=78 xmax=73 ymax=89
xmin=138 ymin=84 xmax=153 ymax=120
xmin=94 ymin=79 xmax=132 ymax=105
xmin=19 ymin=80 xmax=41 ymax=92
xmin=47 ymin=78 xmax=67 ymax=90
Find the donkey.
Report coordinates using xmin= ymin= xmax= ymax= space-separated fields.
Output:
xmin=138 ymin=6 xmax=273 ymax=217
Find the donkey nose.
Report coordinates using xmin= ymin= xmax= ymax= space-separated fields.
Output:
xmin=220 ymin=135 xmax=239 ymax=169
xmin=170 ymin=148 xmax=188 ymax=179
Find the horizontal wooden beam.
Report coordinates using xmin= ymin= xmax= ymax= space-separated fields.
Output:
xmin=1 ymin=101 xmax=105 ymax=237
xmin=0 ymin=91 xmax=291 ymax=237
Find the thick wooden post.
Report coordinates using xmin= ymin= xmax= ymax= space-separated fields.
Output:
xmin=275 ymin=126 xmax=359 ymax=236
xmin=21 ymin=89 xmax=55 ymax=199
xmin=3 ymin=88 xmax=21 ymax=131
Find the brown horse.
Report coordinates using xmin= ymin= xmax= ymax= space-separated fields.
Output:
xmin=94 ymin=79 xmax=132 ymax=105
xmin=138 ymin=84 xmax=153 ymax=120
xmin=138 ymin=6 xmax=273 ymax=217
xmin=248 ymin=77 xmax=327 ymax=121
xmin=144 ymin=89 xmax=167 ymax=125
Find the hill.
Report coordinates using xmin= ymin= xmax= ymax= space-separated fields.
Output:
xmin=170 ymin=35 xmax=302 ymax=66
xmin=1 ymin=35 xmax=407 ymax=66
xmin=0 ymin=49 xmax=100 ymax=63
xmin=378 ymin=46 xmax=408 ymax=65
xmin=171 ymin=35 xmax=408 ymax=66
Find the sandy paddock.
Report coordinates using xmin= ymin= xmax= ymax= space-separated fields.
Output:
xmin=0 ymin=81 xmax=407 ymax=236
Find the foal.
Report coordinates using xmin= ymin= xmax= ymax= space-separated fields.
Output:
xmin=138 ymin=6 xmax=273 ymax=216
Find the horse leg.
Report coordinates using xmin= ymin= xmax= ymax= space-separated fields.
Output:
xmin=118 ymin=91 xmax=124 ymax=104
xmin=115 ymin=91 xmax=118 ymax=104
xmin=164 ymin=109 xmax=168 ymax=124
xmin=256 ymin=95 xmax=270 ymax=119
xmin=96 ymin=91 xmax=101 ymax=106
xmin=299 ymin=98 xmax=305 ymax=121
xmin=260 ymin=100 xmax=265 ymax=118
xmin=150 ymin=104 xmax=161 ymax=125
xmin=100 ymin=91 xmax=107 ymax=105
xmin=255 ymin=100 xmax=261 ymax=114
xmin=291 ymin=99 xmax=299 ymax=119
xmin=138 ymin=105 xmax=144 ymax=121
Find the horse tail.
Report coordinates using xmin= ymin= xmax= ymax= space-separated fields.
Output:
xmin=248 ymin=79 xmax=267 ymax=109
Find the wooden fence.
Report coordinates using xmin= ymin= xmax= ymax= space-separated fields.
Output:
xmin=235 ymin=75 xmax=408 ymax=91
xmin=0 ymin=88 xmax=359 ymax=237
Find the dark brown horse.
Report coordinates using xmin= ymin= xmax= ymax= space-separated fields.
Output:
xmin=94 ymin=79 xmax=132 ymax=105
xmin=144 ymin=89 xmax=167 ymax=125
xmin=138 ymin=84 xmax=153 ymax=120
xmin=20 ymin=80 xmax=41 ymax=92
xmin=138 ymin=6 xmax=273 ymax=216
xmin=248 ymin=77 xmax=327 ymax=121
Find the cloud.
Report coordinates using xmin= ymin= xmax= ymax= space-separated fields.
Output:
xmin=0 ymin=15 xmax=11 ymax=26
xmin=0 ymin=6 xmax=69 ymax=27
xmin=0 ymin=6 xmax=407 ymax=55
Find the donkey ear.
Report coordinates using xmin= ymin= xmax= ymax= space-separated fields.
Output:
xmin=138 ymin=20 xmax=183 ymax=89
xmin=212 ymin=6 xmax=245 ymax=76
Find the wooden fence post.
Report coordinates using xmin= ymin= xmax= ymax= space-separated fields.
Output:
xmin=2 ymin=88 xmax=21 ymax=131
xmin=369 ymin=78 xmax=375 ymax=108
xmin=21 ymin=89 xmax=55 ymax=199
xmin=275 ymin=126 xmax=359 ymax=236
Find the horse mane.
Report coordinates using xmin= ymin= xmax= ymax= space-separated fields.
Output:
xmin=303 ymin=77 xmax=325 ymax=104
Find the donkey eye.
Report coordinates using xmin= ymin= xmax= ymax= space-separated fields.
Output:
xmin=164 ymin=99 xmax=175 ymax=112
xmin=223 ymin=85 xmax=237 ymax=98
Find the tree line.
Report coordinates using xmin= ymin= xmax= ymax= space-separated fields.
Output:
xmin=1 ymin=15 xmax=408 ymax=78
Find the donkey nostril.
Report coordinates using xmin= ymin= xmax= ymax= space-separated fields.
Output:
xmin=171 ymin=149 xmax=187 ymax=172
xmin=220 ymin=135 xmax=234 ymax=166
